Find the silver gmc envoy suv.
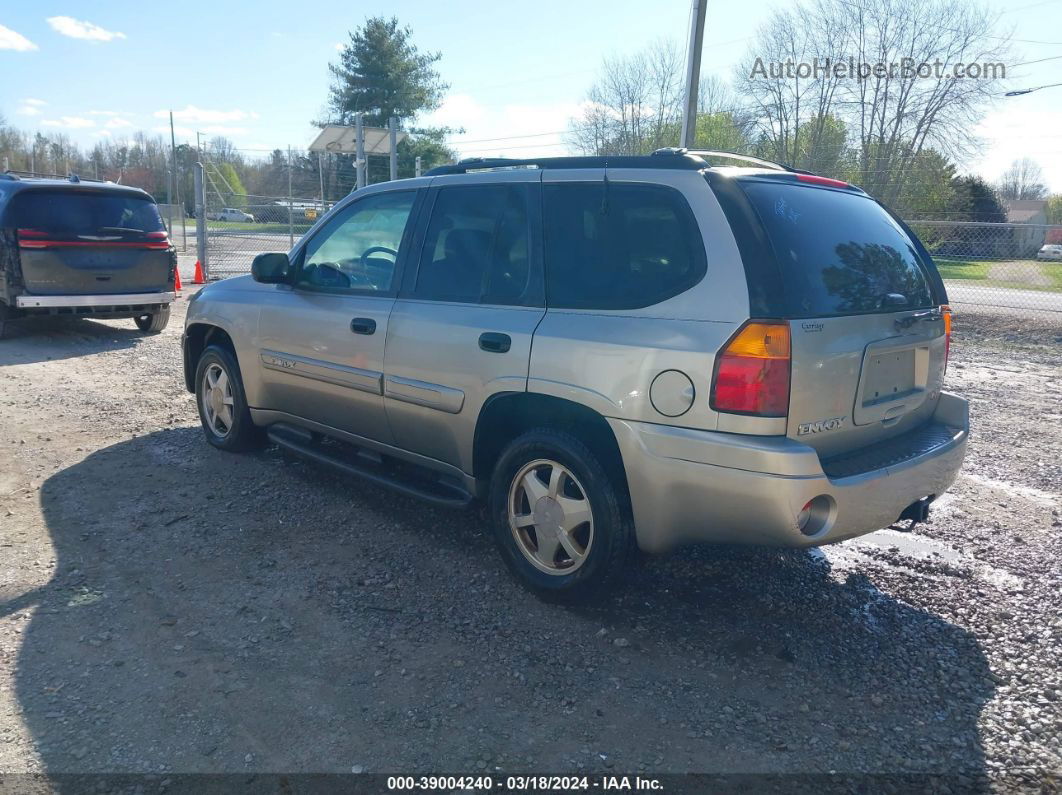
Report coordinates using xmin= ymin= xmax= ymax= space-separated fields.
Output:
xmin=182 ymin=150 xmax=969 ymax=598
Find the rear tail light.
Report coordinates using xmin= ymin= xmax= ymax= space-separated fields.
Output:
xmin=15 ymin=227 xmax=171 ymax=250
xmin=942 ymin=305 xmax=952 ymax=373
xmin=710 ymin=321 xmax=791 ymax=417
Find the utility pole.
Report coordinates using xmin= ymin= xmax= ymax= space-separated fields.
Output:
xmin=415 ymin=156 xmax=422 ymax=178
xmin=679 ymin=0 xmax=708 ymax=149
xmin=389 ymin=117 xmax=398 ymax=181
xmin=355 ymin=113 xmax=366 ymax=190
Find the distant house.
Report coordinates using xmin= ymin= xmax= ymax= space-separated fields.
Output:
xmin=1005 ymin=200 xmax=1048 ymax=257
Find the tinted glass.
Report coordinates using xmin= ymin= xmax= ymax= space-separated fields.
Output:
xmin=416 ymin=185 xmax=531 ymax=304
xmin=14 ymin=190 xmax=165 ymax=237
xmin=741 ymin=182 xmax=934 ymax=316
xmin=298 ymin=191 xmax=414 ymax=292
xmin=543 ymin=182 xmax=706 ymax=310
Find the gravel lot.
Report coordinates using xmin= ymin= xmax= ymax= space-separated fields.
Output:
xmin=0 ymin=287 xmax=1059 ymax=789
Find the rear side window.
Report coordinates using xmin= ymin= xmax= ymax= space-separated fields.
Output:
xmin=13 ymin=190 xmax=165 ymax=237
xmin=740 ymin=182 xmax=934 ymax=316
xmin=415 ymin=184 xmax=532 ymax=305
xmin=543 ymin=182 xmax=706 ymax=310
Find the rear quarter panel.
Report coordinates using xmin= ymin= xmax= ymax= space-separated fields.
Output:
xmin=529 ymin=169 xmax=753 ymax=431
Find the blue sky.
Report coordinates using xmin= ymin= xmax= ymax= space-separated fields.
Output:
xmin=1 ymin=0 xmax=1061 ymax=189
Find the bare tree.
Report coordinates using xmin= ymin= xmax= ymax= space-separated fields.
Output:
xmin=997 ymin=158 xmax=1047 ymax=201
xmin=736 ymin=0 xmax=1010 ymax=203
xmin=569 ymin=39 xmax=684 ymax=156
xmin=734 ymin=1 xmax=850 ymax=168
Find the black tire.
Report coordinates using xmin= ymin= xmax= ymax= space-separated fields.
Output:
xmin=134 ymin=306 xmax=171 ymax=333
xmin=488 ymin=428 xmax=634 ymax=600
xmin=0 ymin=302 xmax=10 ymax=340
xmin=194 ymin=344 xmax=264 ymax=452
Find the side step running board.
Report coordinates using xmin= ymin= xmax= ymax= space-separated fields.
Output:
xmin=267 ymin=425 xmax=473 ymax=509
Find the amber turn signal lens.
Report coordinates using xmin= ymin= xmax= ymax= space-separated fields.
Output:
xmin=723 ymin=322 xmax=791 ymax=359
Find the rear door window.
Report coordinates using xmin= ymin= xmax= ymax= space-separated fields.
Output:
xmin=13 ymin=190 xmax=165 ymax=238
xmin=740 ymin=181 xmax=934 ymax=317
xmin=543 ymin=182 xmax=706 ymax=310
xmin=414 ymin=184 xmax=533 ymax=306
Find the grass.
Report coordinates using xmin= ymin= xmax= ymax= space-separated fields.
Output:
xmin=934 ymin=257 xmax=1062 ymax=293
xmin=935 ymin=258 xmax=991 ymax=281
xmin=176 ymin=219 xmax=315 ymax=235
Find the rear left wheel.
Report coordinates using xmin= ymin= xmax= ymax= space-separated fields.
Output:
xmin=134 ymin=306 xmax=170 ymax=333
xmin=489 ymin=428 xmax=634 ymax=600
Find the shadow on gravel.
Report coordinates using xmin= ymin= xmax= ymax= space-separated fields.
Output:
xmin=9 ymin=427 xmax=994 ymax=781
xmin=0 ymin=317 xmax=145 ymax=365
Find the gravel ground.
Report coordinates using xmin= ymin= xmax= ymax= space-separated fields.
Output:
xmin=0 ymin=289 xmax=1058 ymax=789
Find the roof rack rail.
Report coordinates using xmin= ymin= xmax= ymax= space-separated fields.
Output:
xmin=425 ymin=153 xmax=707 ymax=176
xmin=1 ymin=169 xmax=108 ymax=183
xmin=653 ymin=148 xmax=792 ymax=172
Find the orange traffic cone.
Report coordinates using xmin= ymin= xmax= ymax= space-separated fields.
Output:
xmin=174 ymin=266 xmax=182 ymax=291
xmin=192 ymin=260 xmax=206 ymax=284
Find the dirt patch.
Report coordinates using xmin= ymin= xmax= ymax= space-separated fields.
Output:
xmin=0 ymin=295 xmax=1058 ymax=786
xmin=986 ymin=260 xmax=1052 ymax=286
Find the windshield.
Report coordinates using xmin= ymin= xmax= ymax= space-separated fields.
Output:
xmin=13 ymin=190 xmax=165 ymax=238
xmin=741 ymin=181 xmax=934 ymax=317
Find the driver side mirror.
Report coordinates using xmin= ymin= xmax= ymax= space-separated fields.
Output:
xmin=251 ymin=252 xmax=291 ymax=284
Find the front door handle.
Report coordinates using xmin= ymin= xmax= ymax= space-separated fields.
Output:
xmin=350 ymin=317 xmax=376 ymax=335
xmin=479 ymin=332 xmax=511 ymax=353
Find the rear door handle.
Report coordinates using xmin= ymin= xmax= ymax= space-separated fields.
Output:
xmin=350 ymin=317 xmax=376 ymax=335
xmin=478 ymin=332 xmax=511 ymax=353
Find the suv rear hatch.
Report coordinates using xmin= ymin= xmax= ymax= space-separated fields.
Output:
xmin=13 ymin=188 xmax=173 ymax=296
xmin=717 ymin=173 xmax=949 ymax=459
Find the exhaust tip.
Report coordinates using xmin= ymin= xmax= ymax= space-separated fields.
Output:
xmin=797 ymin=495 xmax=835 ymax=537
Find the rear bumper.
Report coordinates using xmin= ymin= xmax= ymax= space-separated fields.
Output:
xmin=15 ymin=292 xmax=175 ymax=310
xmin=610 ymin=392 xmax=969 ymax=553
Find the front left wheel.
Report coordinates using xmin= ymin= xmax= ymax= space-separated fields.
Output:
xmin=194 ymin=345 xmax=264 ymax=452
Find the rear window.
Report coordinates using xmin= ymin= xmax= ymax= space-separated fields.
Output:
xmin=543 ymin=182 xmax=706 ymax=310
xmin=13 ymin=190 xmax=165 ymax=237
xmin=741 ymin=181 xmax=934 ymax=317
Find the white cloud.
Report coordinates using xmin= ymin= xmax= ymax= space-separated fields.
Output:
xmin=105 ymin=117 xmax=133 ymax=129
xmin=156 ymin=105 xmax=259 ymax=124
xmin=41 ymin=116 xmax=96 ymax=130
xmin=0 ymin=23 xmax=37 ymax=51
xmin=46 ymin=16 xmax=126 ymax=42
xmin=974 ymin=106 xmax=1062 ymax=193
xmin=95 ymin=130 xmax=112 ymax=138
xmin=16 ymin=100 xmax=46 ymax=116
xmin=334 ymin=42 xmax=344 ymax=51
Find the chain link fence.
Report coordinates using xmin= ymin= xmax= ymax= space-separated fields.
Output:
xmin=907 ymin=220 xmax=1062 ymax=314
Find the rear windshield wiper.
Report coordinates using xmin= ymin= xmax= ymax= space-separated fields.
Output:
xmin=96 ymin=226 xmax=146 ymax=234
